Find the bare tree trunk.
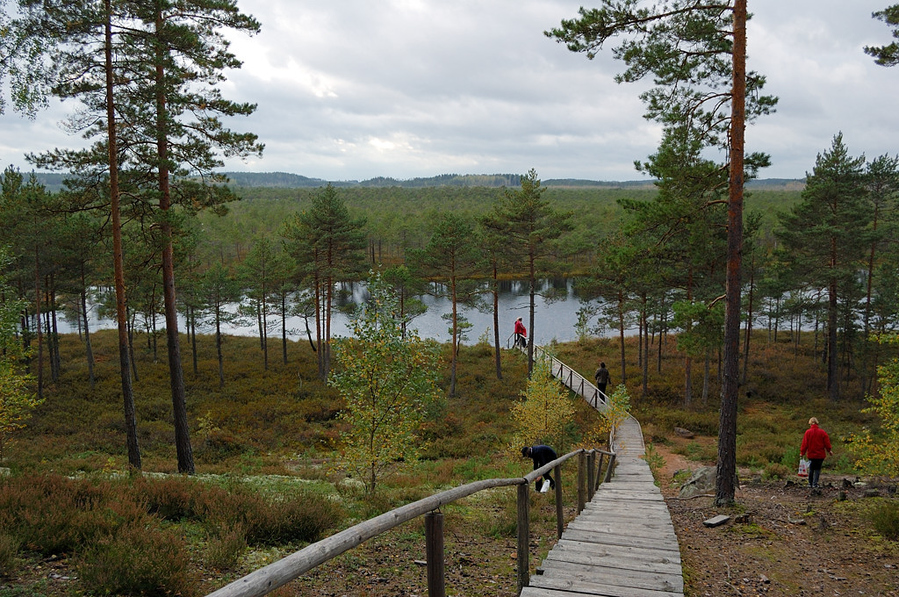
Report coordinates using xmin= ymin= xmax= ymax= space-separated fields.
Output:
xmin=216 ymin=306 xmax=225 ymax=389
xmin=80 ymin=273 xmax=95 ymax=390
xmin=827 ymin=278 xmax=839 ymax=401
xmin=742 ymin=253 xmax=755 ymax=384
xmin=33 ymin=246 xmax=43 ymax=401
xmin=449 ymin=276 xmax=458 ymax=398
xmin=492 ymin=262 xmax=502 ymax=380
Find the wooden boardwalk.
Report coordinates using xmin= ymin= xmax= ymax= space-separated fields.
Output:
xmin=522 ymin=349 xmax=684 ymax=597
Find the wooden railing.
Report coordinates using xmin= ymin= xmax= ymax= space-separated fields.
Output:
xmin=206 ymin=448 xmax=616 ymax=597
xmin=524 ymin=344 xmax=609 ymax=411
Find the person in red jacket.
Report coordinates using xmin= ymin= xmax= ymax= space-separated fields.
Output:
xmin=800 ymin=417 xmax=833 ymax=489
xmin=513 ymin=317 xmax=527 ymax=348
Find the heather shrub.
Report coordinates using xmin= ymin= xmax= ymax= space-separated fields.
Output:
xmin=762 ymin=462 xmax=791 ymax=480
xmin=206 ymin=524 xmax=247 ymax=571
xmin=196 ymin=483 xmax=341 ymax=547
xmin=0 ymin=474 xmax=114 ymax=554
xmin=77 ymin=522 xmax=195 ymax=596
xmin=132 ymin=475 xmax=201 ymax=521
xmin=241 ymin=489 xmax=342 ymax=546
xmin=0 ymin=533 xmax=19 ymax=575
xmin=870 ymin=501 xmax=899 ymax=541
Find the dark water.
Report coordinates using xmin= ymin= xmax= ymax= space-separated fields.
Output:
xmin=62 ymin=278 xmax=608 ymax=345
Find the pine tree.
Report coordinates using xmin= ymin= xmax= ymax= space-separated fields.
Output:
xmin=282 ymin=184 xmax=367 ymax=380
xmin=777 ymin=134 xmax=871 ymax=401
xmin=482 ymin=169 xmax=573 ymax=375
xmin=408 ymin=212 xmax=484 ymax=398
xmin=547 ymin=0 xmax=777 ymax=506
xmin=866 ymin=4 xmax=899 ymax=66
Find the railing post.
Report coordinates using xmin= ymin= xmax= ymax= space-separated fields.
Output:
xmin=587 ymin=451 xmax=596 ymax=501
xmin=577 ymin=451 xmax=586 ymax=513
xmin=596 ymin=452 xmax=606 ymax=490
xmin=425 ymin=512 xmax=445 ymax=597
xmin=517 ymin=483 xmax=530 ymax=593
xmin=553 ymin=464 xmax=563 ymax=539
xmin=603 ymin=453 xmax=616 ymax=483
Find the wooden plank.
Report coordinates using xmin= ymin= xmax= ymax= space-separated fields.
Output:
xmin=537 ymin=558 xmax=684 ymax=592
xmin=565 ymin=521 xmax=678 ymax=541
xmin=579 ymin=504 xmax=672 ymax=517
xmin=522 ymin=581 xmax=684 ymax=597
xmin=703 ymin=514 xmax=731 ymax=527
xmin=533 ymin=568 xmax=684 ymax=595
xmin=563 ymin=510 xmax=676 ymax=537
xmin=581 ymin=506 xmax=671 ymax=524
xmin=580 ymin=503 xmax=672 ymax=515
xmin=549 ymin=539 xmax=681 ymax=562
xmin=559 ymin=529 xmax=681 ymax=552
xmin=520 ymin=396 xmax=683 ymax=596
xmin=586 ymin=492 xmax=667 ymax=503
xmin=543 ymin=547 xmax=682 ymax=575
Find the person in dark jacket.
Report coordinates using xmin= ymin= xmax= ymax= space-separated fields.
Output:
xmin=800 ymin=417 xmax=833 ymax=489
xmin=521 ymin=444 xmax=557 ymax=492
xmin=594 ymin=362 xmax=611 ymax=396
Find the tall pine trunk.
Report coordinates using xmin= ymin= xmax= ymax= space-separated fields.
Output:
xmin=156 ymin=11 xmax=193 ymax=474
xmin=106 ymin=0 xmax=141 ymax=469
xmin=716 ymin=0 xmax=747 ymax=506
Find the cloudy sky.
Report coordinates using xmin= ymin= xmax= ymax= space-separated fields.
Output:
xmin=1 ymin=0 xmax=898 ymax=182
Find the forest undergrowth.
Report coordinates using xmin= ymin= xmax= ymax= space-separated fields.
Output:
xmin=0 ymin=328 xmax=895 ymax=596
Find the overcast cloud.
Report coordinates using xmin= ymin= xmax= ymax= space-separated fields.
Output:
xmin=1 ymin=0 xmax=898 ymax=182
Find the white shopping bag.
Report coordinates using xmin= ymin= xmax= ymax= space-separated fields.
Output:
xmin=798 ymin=458 xmax=810 ymax=477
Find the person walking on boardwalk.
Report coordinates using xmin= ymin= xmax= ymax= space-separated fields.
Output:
xmin=521 ymin=444 xmax=557 ymax=493
xmin=800 ymin=417 xmax=833 ymax=489
xmin=513 ymin=317 xmax=527 ymax=348
xmin=594 ymin=361 xmax=611 ymax=396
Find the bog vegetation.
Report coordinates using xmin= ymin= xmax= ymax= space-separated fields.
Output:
xmin=0 ymin=320 xmax=896 ymax=595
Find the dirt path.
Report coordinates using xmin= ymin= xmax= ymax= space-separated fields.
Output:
xmin=654 ymin=444 xmax=899 ymax=596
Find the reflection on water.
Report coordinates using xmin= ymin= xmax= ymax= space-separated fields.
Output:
xmin=62 ymin=279 xmax=606 ymax=345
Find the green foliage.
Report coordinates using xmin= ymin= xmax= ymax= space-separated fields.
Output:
xmin=546 ymin=0 xmax=776 ymax=150
xmin=604 ymin=384 xmax=632 ymax=431
xmin=865 ymin=4 xmax=899 ymax=67
xmin=849 ymin=335 xmax=899 ymax=476
xmin=870 ymin=500 xmax=899 ymax=541
xmin=642 ymin=442 xmax=665 ymax=481
xmin=671 ymin=300 xmax=725 ymax=358
xmin=330 ymin=272 xmax=441 ymax=494
xmin=511 ymin=354 xmax=576 ymax=451
xmin=0 ymin=243 xmax=42 ymax=461
xmin=0 ymin=532 xmax=19 ymax=576
xmin=282 ymin=183 xmax=367 ymax=379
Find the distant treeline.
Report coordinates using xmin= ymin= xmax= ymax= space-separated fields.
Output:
xmin=27 ymin=170 xmax=805 ymax=192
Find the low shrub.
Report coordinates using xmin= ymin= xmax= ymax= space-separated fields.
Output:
xmin=201 ymin=485 xmax=342 ymax=547
xmin=206 ymin=524 xmax=247 ymax=571
xmin=77 ymin=522 xmax=195 ymax=597
xmin=762 ymin=463 xmax=792 ymax=481
xmin=0 ymin=474 xmax=116 ymax=554
xmin=132 ymin=475 xmax=203 ymax=521
xmin=0 ymin=533 xmax=20 ymax=575
xmin=870 ymin=501 xmax=899 ymax=541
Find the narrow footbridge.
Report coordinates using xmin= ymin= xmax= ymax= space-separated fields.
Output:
xmin=207 ymin=348 xmax=683 ymax=597
xmin=522 ymin=347 xmax=684 ymax=597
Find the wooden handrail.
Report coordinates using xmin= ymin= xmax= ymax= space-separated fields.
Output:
xmin=209 ymin=344 xmax=621 ymax=597
xmin=206 ymin=446 xmax=616 ymax=597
